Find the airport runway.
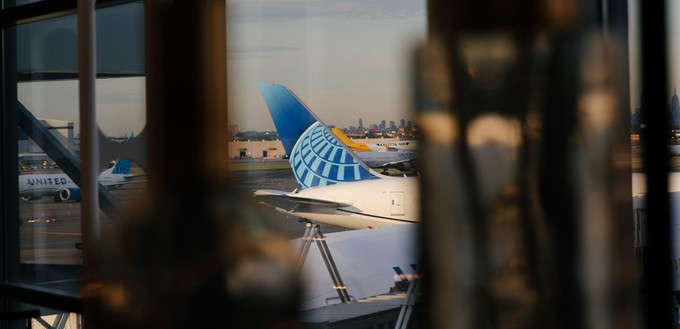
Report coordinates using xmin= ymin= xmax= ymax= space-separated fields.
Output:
xmin=19 ymin=159 xmax=345 ymax=265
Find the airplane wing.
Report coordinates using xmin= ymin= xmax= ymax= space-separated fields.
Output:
xmin=254 ymin=189 xmax=353 ymax=213
xmin=295 ymin=224 xmax=418 ymax=310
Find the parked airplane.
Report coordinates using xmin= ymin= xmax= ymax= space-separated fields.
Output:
xmin=371 ymin=140 xmax=418 ymax=152
xmin=331 ymin=128 xmax=417 ymax=173
xmin=255 ymin=83 xmax=419 ymax=229
xmin=19 ymin=159 xmax=137 ymax=202
xmin=332 ymin=128 xmax=418 ymax=152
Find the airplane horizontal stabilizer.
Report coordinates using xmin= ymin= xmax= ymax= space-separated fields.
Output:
xmin=254 ymin=189 xmax=353 ymax=213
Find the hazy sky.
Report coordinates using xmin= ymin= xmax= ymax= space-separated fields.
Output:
xmin=18 ymin=0 xmax=426 ymax=137
xmin=18 ymin=78 xmax=147 ymax=138
xmin=628 ymin=0 xmax=680 ymax=112
xmin=18 ymin=1 xmax=680 ymax=136
xmin=227 ymin=0 xmax=427 ymax=132
xmin=16 ymin=2 xmax=146 ymax=138
xmin=667 ymin=0 xmax=680 ymax=103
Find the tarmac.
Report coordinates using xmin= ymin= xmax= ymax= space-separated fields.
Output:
xmin=19 ymin=158 xmax=345 ymax=266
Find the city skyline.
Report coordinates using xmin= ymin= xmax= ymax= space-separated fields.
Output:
xmin=230 ymin=116 xmax=414 ymax=134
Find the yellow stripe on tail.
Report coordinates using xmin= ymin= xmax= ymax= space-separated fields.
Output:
xmin=332 ymin=128 xmax=372 ymax=152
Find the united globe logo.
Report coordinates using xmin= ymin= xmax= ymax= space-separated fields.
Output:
xmin=290 ymin=122 xmax=377 ymax=188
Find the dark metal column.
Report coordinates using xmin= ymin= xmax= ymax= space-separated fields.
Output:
xmin=0 ymin=4 xmax=21 ymax=328
xmin=639 ymin=1 xmax=672 ymax=329
xmin=145 ymin=0 xmax=229 ymax=195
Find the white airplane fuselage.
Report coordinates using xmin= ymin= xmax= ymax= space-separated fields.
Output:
xmin=366 ymin=140 xmax=418 ymax=152
xmin=286 ymin=177 xmax=419 ymax=229
xmin=19 ymin=171 xmax=131 ymax=201
xmin=18 ymin=173 xmax=76 ymax=200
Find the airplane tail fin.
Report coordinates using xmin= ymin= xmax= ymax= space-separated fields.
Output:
xmin=258 ymin=83 xmax=318 ymax=157
xmin=110 ymin=158 xmax=131 ymax=175
xmin=258 ymin=83 xmax=384 ymax=189
xmin=331 ymin=128 xmax=373 ymax=152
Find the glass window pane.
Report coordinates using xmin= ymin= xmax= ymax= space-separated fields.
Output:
xmin=227 ymin=0 xmax=426 ymax=310
xmin=15 ymin=14 xmax=82 ymax=286
xmin=11 ymin=3 xmax=146 ymax=291
xmin=3 ymin=0 xmax=47 ymax=8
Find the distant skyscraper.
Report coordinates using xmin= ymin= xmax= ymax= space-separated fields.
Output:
xmin=671 ymin=89 xmax=680 ymax=127
xmin=228 ymin=124 xmax=239 ymax=138
xmin=358 ymin=118 xmax=364 ymax=130
xmin=380 ymin=120 xmax=386 ymax=130
xmin=389 ymin=121 xmax=396 ymax=131
xmin=400 ymin=119 xmax=405 ymax=129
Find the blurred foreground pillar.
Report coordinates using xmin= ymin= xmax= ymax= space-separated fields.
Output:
xmin=638 ymin=2 xmax=672 ymax=329
xmin=145 ymin=0 xmax=229 ymax=191
xmin=418 ymin=0 xmax=636 ymax=328
xmin=85 ymin=1 xmax=301 ymax=327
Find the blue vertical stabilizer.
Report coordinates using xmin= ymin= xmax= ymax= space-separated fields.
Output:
xmin=258 ymin=83 xmax=319 ymax=156
xmin=111 ymin=158 xmax=131 ymax=175
xmin=258 ymin=83 xmax=382 ymax=189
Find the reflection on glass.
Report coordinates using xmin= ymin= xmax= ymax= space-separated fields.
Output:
xmin=631 ymin=1 xmax=680 ymax=325
xmin=13 ymin=4 xmax=147 ymax=283
xmin=17 ymin=82 xmax=149 ymax=267
xmin=666 ymin=1 xmax=680 ymax=324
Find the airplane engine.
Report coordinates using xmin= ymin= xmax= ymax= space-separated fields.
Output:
xmin=59 ymin=187 xmax=81 ymax=202
xmin=395 ymin=162 xmax=412 ymax=172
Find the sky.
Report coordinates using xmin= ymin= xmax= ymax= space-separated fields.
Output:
xmin=16 ymin=1 xmax=680 ymax=136
xmin=227 ymin=0 xmax=428 ymax=132
xmin=628 ymin=0 xmax=680 ymax=112
xmin=19 ymin=78 xmax=147 ymax=138
xmin=17 ymin=0 xmax=427 ymax=137
xmin=668 ymin=0 xmax=680 ymax=103
xmin=16 ymin=3 xmax=146 ymax=138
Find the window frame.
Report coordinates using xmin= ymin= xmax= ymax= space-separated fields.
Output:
xmin=0 ymin=0 xmax=142 ymax=318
